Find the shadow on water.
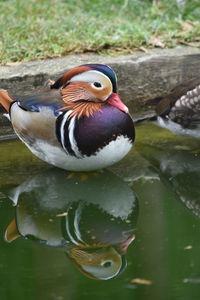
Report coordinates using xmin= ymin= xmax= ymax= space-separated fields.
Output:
xmin=0 ymin=124 xmax=200 ymax=300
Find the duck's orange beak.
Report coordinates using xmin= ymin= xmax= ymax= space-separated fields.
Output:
xmin=107 ymin=93 xmax=129 ymax=113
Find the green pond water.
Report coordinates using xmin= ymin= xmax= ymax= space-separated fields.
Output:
xmin=0 ymin=123 xmax=200 ymax=300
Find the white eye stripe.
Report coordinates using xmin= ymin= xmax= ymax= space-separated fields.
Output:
xmin=69 ymin=70 xmax=112 ymax=88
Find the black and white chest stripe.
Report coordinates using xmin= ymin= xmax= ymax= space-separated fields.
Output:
xmin=56 ymin=111 xmax=83 ymax=158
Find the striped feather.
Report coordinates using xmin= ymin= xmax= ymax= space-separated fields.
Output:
xmin=56 ymin=111 xmax=82 ymax=158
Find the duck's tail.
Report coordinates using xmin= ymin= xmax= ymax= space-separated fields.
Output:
xmin=0 ymin=89 xmax=14 ymax=112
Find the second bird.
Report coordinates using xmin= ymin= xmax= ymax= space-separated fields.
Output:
xmin=143 ymin=78 xmax=200 ymax=139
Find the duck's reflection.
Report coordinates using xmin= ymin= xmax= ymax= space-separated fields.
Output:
xmin=139 ymin=144 xmax=200 ymax=218
xmin=5 ymin=169 xmax=138 ymax=280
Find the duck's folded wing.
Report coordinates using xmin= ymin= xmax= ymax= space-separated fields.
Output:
xmin=168 ymin=83 xmax=200 ymax=129
xmin=13 ymin=89 xmax=63 ymax=115
xmin=150 ymin=78 xmax=200 ymax=118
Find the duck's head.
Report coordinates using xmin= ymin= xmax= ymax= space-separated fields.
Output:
xmin=51 ymin=64 xmax=129 ymax=116
xmin=69 ymin=246 xmax=126 ymax=280
xmin=67 ymin=235 xmax=135 ymax=280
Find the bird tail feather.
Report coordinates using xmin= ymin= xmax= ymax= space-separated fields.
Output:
xmin=0 ymin=89 xmax=14 ymax=112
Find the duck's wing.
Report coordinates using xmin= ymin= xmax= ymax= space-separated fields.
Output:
xmin=9 ymin=88 xmax=66 ymax=145
xmin=168 ymin=85 xmax=200 ymax=128
xmin=148 ymin=78 xmax=200 ymax=128
xmin=13 ymin=89 xmax=63 ymax=115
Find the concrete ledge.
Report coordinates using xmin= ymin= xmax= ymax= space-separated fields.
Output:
xmin=1 ymin=45 xmax=200 ymax=136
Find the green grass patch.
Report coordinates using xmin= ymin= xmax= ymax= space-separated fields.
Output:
xmin=0 ymin=0 xmax=200 ymax=64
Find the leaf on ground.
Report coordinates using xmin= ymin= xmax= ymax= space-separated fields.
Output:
xmin=139 ymin=46 xmax=150 ymax=53
xmin=177 ymin=21 xmax=196 ymax=37
xmin=56 ymin=212 xmax=68 ymax=217
xmin=5 ymin=62 xmax=22 ymax=66
xmin=184 ymin=245 xmax=192 ymax=250
xmin=182 ymin=21 xmax=196 ymax=32
xmin=131 ymin=278 xmax=152 ymax=285
xmin=179 ymin=41 xmax=196 ymax=46
xmin=149 ymin=36 xmax=165 ymax=48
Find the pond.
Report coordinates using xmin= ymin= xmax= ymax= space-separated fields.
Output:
xmin=0 ymin=123 xmax=200 ymax=300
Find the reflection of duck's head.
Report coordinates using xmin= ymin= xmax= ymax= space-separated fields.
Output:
xmin=69 ymin=246 xmax=125 ymax=280
xmin=5 ymin=169 xmax=138 ymax=280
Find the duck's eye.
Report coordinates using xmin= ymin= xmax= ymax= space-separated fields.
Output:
xmin=93 ymin=82 xmax=102 ymax=88
xmin=102 ymin=261 xmax=112 ymax=268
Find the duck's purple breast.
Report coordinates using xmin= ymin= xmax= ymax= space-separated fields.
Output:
xmin=74 ymin=104 xmax=135 ymax=156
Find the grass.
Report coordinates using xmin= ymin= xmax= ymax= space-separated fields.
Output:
xmin=0 ymin=0 xmax=200 ymax=64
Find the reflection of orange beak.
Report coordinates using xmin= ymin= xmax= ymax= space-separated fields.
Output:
xmin=116 ymin=235 xmax=135 ymax=255
xmin=107 ymin=93 xmax=129 ymax=113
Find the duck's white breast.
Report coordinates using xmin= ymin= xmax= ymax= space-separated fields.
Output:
xmin=26 ymin=135 xmax=132 ymax=171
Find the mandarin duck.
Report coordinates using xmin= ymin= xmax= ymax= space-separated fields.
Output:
xmin=0 ymin=64 xmax=134 ymax=171
xmin=138 ymin=78 xmax=200 ymax=139
xmin=4 ymin=169 xmax=138 ymax=280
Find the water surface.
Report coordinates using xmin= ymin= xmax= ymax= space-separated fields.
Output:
xmin=0 ymin=124 xmax=200 ymax=300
